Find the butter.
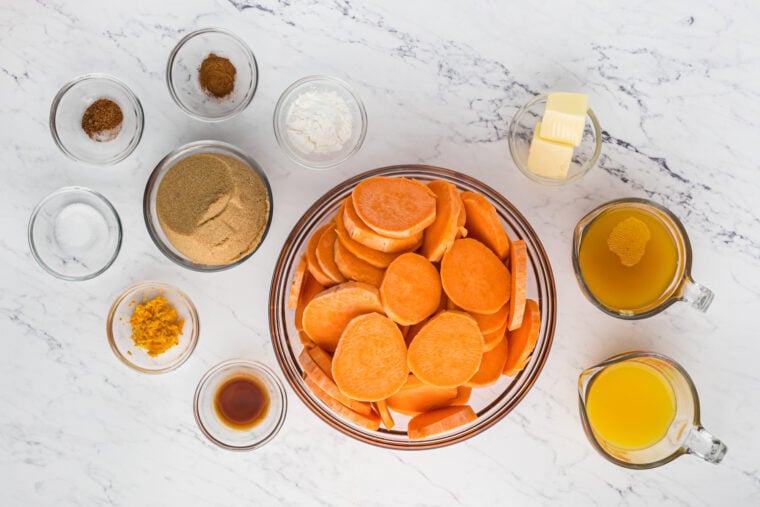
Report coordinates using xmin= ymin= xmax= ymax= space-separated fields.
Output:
xmin=539 ymin=92 xmax=588 ymax=146
xmin=526 ymin=122 xmax=574 ymax=179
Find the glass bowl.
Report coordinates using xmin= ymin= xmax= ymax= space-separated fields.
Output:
xmin=143 ymin=140 xmax=273 ymax=272
xmin=166 ymin=28 xmax=258 ymax=121
xmin=106 ymin=281 xmax=199 ymax=374
xmin=269 ymin=165 xmax=557 ymax=449
xmin=194 ymin=360 xmax=287 ymax=451
xmin=508 ymin=94 xmax=602 ymax=186
xmin=49 ymin=74 xmax=144 ymax=164
xmin=273 ymin=75 xmax=367 ymax=170
xmin=28 ymin=186 xmax=122 ymax=281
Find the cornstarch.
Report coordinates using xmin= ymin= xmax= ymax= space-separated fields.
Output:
xmin=286 ymin=91 xmax=352 ymax=154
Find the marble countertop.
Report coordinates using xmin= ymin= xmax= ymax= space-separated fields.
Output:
xmin=2 ymin=0 xmax=759 ymax=505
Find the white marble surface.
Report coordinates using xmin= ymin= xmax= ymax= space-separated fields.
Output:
xmin=1 ymin=0 xmax=759 ymax=505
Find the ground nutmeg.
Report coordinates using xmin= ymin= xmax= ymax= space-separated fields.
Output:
xmin=198 ymin=53 xmax=236 ymax=98
xmin=81 ymin=98 xmax=123 ymax=141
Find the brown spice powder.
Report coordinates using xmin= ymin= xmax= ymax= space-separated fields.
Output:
xmin=198 ymin=53 xmax=236 ymax=98
xmin=81 ymin=98 xmax=123 ymax=141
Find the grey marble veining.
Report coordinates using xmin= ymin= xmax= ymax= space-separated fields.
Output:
xmin=1 ymin=0 xmax=759 ymax=505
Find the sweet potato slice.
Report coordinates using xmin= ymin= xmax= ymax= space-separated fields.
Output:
xmin=456 ymin=204 xmax=467 ymax=238
xmin=507 ymin=240 xmax=528 ymax=331
xmin=288 ymin=255 xmax=308 ymax=309
xmin=483 ymin=318 xmax=508 ymax=352
xmin=334 ymin=238 xmax=385 ymax=287
xmin=441 ymin=238 xmax=511 ymax=314
xmin=299 ymin=331 xmax=315 ymax=348
xmin=374 ymin=399 xmax=395 ymax=430
xmin=335 ymin=205 xmax=400 ymax=268
xmin=470 ymin=303 xmax=509 ymax=335
xmin=466 ymin=336 xmax=509 ymax=387
xmin=306 ymin=344 xmax=334 ymax=379
xmin=461 ymin=191 xmax=510 ymax=260
xmin=343 ymin=195 xmax=423 ymax=253
xmin=299 ymin=348 xmax=374 ymax=416
xmin=407 ymin=405 xmax=477 ymax=440
xmin=306 ymin=223 xmax=338 ymax=287
xmin=503 ymin=299 xmax=540 ymax=376
xmin=304 ymin=376 xmax=381 ymax=431
xmin=295 ymin=271 xmax=325 ymax=332
xmin=386 ymin=374 xmax=457 ymax=416
xmin=380 ymin=253 xmax=442 ymax=326
xmin=315 ymin=225 xmax=347 ymax=284
xmin=450 ymin=386 xmax=472 ymax=405
xmin=301 ymin=282 xmax=383 ymax=352
xmin=420 ymin=180 xmax=463 ymax=262
xmin=407 ymin=311 xmax=483 ymax=388
xmin=332 ymin=313 xmax=408 ymax=402
xmin=352 ymin=176 xmax=437 ymax=239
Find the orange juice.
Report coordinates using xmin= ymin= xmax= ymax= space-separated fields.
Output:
xmin=586 ymin=361 xmax=676 ymax=449
xmin=578 ymin=207 xmax=679 ymax=311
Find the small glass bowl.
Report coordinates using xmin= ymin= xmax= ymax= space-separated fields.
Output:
xmin=143 ymin=140 xmax=273 ymax=272
xmin=508 ymin=94 xmax=602 ymax=186
xmin=106 ymin=281 xmax=199 ymax=374
xmin=269 ymin=165 xmax=557 ymax=449
xmin=166 ymin=28 xmax=258 ymax=121
xmin=194 ymin=360 xmax=287 ymax=451
xmin=49 ymin=74 xmax=144 ymax=164
xmin=273 ymin=75 xmax=367 ymax=170
xmin=28 ymin=187 xmax=122 ymax=281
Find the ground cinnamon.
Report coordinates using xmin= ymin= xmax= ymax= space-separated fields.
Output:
xmin=199 ymin=53 xmax=236 ymax=98
xmin=81 ymin=98 xmax=123 ymax=141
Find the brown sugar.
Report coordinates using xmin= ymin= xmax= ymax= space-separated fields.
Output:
xmin=81 ymin=98 xmax=123 ymax=141
xmin=156 ymin=153 xmax=270 ymax=265
xmin=198 ymin=53 xmax=236 ymax=98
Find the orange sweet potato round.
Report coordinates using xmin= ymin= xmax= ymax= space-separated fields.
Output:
xmin=352 ymin=177 xmax=437 ymax=239
xmin=380 ymin=253 xmax=442 ymax=326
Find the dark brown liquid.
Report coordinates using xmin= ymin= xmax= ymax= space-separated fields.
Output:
xmin=214 ymin=374 xmax=270 ymax=430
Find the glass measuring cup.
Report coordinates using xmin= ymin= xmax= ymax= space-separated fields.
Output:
xmin=572 ymin=198 xmax=713 ymax=319
xmin=578 ymin=351 xmax=726 ymax=469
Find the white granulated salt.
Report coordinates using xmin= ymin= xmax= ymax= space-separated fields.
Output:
xmin=286 ymin=90 xmax=353 ymax=154
xmin=53 ymin=202 xmax=109 ymax=254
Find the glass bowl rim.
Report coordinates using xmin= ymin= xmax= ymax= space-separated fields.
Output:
xmin=49 ymin=73 xmax=145 ymax=165
xmin=507 ymin=93 xmax=602 ymax=186
xmin=106 ymin=280 xmax=200 ymax=374
xmin=272 ymin=74 xmax=368 ymax=170
xmin=165 ymin=27 xmax=259 ymax=122
xmin=28 ymin=185 xmax=123 ymax=281
xmin=268 ymin=164 xmax=558 ymax=450
xmin=193 ymin=359 xmax=288 ymax=451
xmin=142 ymin=139 xmax=274 ymax=272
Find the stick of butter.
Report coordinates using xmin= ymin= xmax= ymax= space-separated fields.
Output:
xmin=527 ymin=122 xmax=574 ymax=179
xmin=539 ymin=92 xmax=588 ymax=146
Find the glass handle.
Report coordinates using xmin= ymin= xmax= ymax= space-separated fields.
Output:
xmin=683 ymin=425 xmax=727 ymax=464
xmin=678 ymin=276 xmax=714 ymax=313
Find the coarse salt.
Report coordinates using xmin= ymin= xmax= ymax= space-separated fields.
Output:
xmin=286 ymin=90 xmax=352 ymax=154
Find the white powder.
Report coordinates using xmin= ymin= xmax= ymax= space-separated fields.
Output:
xmin=286 ymin=91 xmax=353 ymax=154
xmin=54 ymin=203 xmax=109 ymax=254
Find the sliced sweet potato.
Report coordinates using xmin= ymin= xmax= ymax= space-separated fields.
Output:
xmin=301 ymin=282 xmax=383 ymax=352
xmin=315 ymin=225 xmax=347 ymax=284
xmin=374 ymin=399 xmax=395 ymax=430
xmin=332 ymin=313 xmax=408 ymax=402
xmin=343 ymin=195 xmax=423 ymax=253
xmin=299 ymin=348 xmax=374 ymax=417
xmin=306 ymin=223 xmax=338 ymax=287
xmin=386 ymin=374 xmax=458 ymax=416
xmin=483 ymin=318 xmax=508 ymax=352
xmin=299 ymin=331 xmax=315 ymax=349
xmin=507 ymin=239 xmax=528 ymax=331
xmin=304 ymin=375 xmax=381 ymax=431
xmin=407 ymin=405 xmax=477 ymax=440
xmin=461 ymin=191 xmax=510 ymax=260
xmin=441 ymin=238 xmax=511 ymax=314
xmin=306 ymin=344 xmax=334 ymax=379
xmin=333 ymin=238 xmax=385 ymax=287
xmin=503 ymin=299 xmax=540 ymax=376
xmin=288 ymin=255 xmax=308 ymax=309
xmin=466 ymin=336 xmax=509 ymax=387
xmin=294 ymin=271 xmax=325 ymax=332
xmin=456 ymin=204 xmax=467 ymax=238
xmin=470 ymin=303 xmax=509 ymax=335
xmin=380 ymin=253 xmax=442 ymax=326
xmin=335 ymin=205 xmax=400 ymax=268
xmin=352 ymin=176 xmax=437 ymax=239
xmin=450 ymin=386 xmax=472 ymax=405
xmin=407 ymin=311 xmax=483 ymax=388
xmin=420 ymin=180 xmax=463 ymax=262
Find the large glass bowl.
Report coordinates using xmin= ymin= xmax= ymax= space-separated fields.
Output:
xmin=269 ymin=165 xmax=557 ymax=449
